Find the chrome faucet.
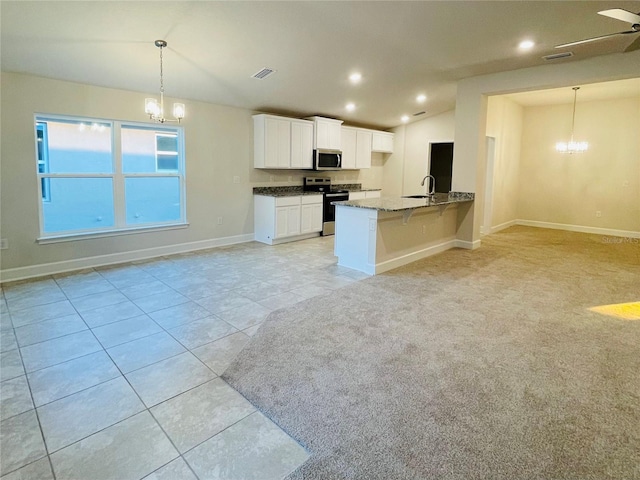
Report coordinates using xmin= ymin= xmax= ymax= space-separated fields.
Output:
xmin=421 ymin=175 xmax=436 ymax=196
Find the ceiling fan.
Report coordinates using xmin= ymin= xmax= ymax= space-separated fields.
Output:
xmin=555 ymin=8 xmax=640 ymax=53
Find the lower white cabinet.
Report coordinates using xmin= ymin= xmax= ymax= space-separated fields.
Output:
xmin=255 ymin=194 xmax=323 ymax=245
xmin=348 ymin=190 xmax=381 ymax=200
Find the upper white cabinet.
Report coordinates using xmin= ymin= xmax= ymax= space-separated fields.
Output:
xmin=341 ymin=127 xmax=357 ymax=169
xmin=341 ymin=126 xmax=373 ymax=169
xmin=372 ymin=131 xmax=394 ymax=153
xmin=290 ymin=120 xmax=314 ymax=169
xmin=254 ymin=113 xmax=393 ymax=169
xmin=355 ymin=130 xmax=372 ymax=169
xmin=306 ymin=116 xmax=343 ymax=150
xmin=254 ymin=114 xmax=313 ymax=169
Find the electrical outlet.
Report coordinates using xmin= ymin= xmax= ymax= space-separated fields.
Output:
xmin=233 ymin=176 xmax=240 ymax=184
xmin=0 ymin=238 xmax=7 ymax=249
xmin=422 ymin=225 xmax=426 ymax=234
xmin=217 ymin=217 xmax=223 ymax=225
xmin=269 ymin=175 xmax=275 ymax=182
xmin=596 ymin=211 xmax=602 ymax=218
xmin=288 ymin=176 xmax=292 ymax=182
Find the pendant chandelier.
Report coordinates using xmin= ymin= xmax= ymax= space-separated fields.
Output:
xmin=555 ymin=86 xmax=588 ymax=154
xmin=145 ymin=40 xmax=185 ymax=123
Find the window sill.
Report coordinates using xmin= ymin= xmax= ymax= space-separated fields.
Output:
xmin=37 ymin=223 xmax=189 ymax=244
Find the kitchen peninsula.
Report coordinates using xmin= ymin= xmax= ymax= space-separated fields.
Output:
xmin=334 ymin=193 xmax=474 ymax=275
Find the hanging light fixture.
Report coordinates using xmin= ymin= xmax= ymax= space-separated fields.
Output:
xmin=145 ymin=40 xmax=185 ymax=123
xmin=555 ymin=86 xmax=588 ymax=154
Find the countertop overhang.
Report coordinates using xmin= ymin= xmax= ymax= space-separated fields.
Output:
xmin=333 ymin=192 xmax=474 ymax=212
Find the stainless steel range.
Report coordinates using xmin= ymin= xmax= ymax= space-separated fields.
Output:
xmin=303 ymin=177 xmax=349 ymax=236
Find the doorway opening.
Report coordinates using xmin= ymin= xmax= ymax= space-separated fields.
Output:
xmin=428 ymin=142 xmax=453 ymax=193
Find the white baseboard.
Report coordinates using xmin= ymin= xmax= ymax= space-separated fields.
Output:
xmin=490 ymin=220 xmax=517 ymax=234
xmin=454 ymin=239 xmax=481 ymax=250
xmin=515 ymin=220 xmax=640 ymax=239
xmin=0 ymin=233 xmax=255 ymax=283
xmin=374 ymin=239 xmax=457 ymax=274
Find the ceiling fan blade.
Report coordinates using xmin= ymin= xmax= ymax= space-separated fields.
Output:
xmin=624 ymin=34 xmax=640 ymax=52
xmin=598 ymin=8 xmax=640 ymax=25
xmin=555 ymin=30 xmax=636 ymax=48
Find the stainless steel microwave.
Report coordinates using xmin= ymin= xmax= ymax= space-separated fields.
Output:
xmin=314 ymin=149 xmax=342 ymax=170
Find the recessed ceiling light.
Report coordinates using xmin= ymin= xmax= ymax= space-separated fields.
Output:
xmin=349 ymin=72 xmax=362 ymax=84
xmin=519 ymin=40 xmax=535 ymax=50
xmin=345 ymin=103 xmax=356 ymax=112
xmin=401 ymin=115 xmax=410 ymax=123
xmin=416 ymin=94 xmax=427 ymax=103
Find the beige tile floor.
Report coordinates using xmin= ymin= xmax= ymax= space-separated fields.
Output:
xmin=0 ymin=237 xmax=368 ymax=480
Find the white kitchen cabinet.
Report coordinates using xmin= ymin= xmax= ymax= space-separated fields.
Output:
xmin=254 ymin=114 xmax=313 ymax=169
xmin=301 ymin=195 xmax=323 ymax=234
xmin=306 ymin=116 xmax=343 ymax=150
xmin=348 ymin=191 xmax=367 ymax=200
xmin=255 ymin=194 xmax=323 ymax=245
xmin=371 ymin=131 xmax=394 ymax=153
xmin=355 ymin=130 xmax=373 ymax=169
xmin=341 ymin=127 xmax=357 ymax=169
xmin=290 ymin=120 xmax=313 ymax=169
xmin=348 ymin=190 xmax=381 ymax=200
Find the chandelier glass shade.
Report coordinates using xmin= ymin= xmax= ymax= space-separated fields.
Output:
xmin=555 ymin=86 xmax=587 ymax=154
xmin=145 ymin=40 xmax=185 ymax=123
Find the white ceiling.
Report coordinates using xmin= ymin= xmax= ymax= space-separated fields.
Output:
xmin=2 ymin=1 xmax=640 ymax=128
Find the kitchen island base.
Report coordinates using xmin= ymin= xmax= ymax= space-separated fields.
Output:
xmin=334 ymin=196 xmax=476 ymax=275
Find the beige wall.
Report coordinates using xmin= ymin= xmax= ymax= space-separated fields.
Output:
xmin=0 ymin=72 xmax=383 ymax=276
xmin=382 ymin=110 xmax=455 ymax=197
xmin=452 ymin=51 xmax=640 ymax=243
xmin=517 ymin=95 xmax=640 ymax=232
xmin=485 ymin=96 xmax=523 ymax=230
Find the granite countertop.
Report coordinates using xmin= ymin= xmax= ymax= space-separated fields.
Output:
xmin=253 ymin=184 xmax=381 ymax=197
xmin=253 ymin=186 xmax=320 ymax=197
xmin=333 ymin=192 xmax=475 ymax=212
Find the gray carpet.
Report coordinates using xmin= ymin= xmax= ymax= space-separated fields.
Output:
xmin=222 ymin=226 xmax=640 ymax=479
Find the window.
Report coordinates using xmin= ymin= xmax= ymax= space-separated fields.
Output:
xmin=35 ymin=115 xmax=186 ymax=238
xmin=155 ymin=133 xmax=179 ymax=171
xmin=36 ymin=122 xmax=50 ymax=202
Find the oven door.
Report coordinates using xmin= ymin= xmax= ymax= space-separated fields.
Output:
xmin=314 ymin=149 xmax=342 ymax=170
xmin=322 ymin=192 xmax=349 ymax=236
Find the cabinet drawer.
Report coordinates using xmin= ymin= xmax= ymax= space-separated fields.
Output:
xmin=301 ymin=194 xmax=323 ymax=205
xmin=275 ymin=196 xmax=301 ymax=207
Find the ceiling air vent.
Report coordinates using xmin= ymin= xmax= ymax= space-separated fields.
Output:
xmin=251 ymin=67 xmax=276 ymax=79
xmin=543 ymin=52 xmax=573 ymax=61
xmin=413 ymin=111 xmax=426 ymax=117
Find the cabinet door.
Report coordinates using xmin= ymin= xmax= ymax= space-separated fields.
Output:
xmin=286 ymin=205 xmax=301 ymax=236
xmin=311 ymin=203 xmax=323 ymax=232
xmin=341 ymin=128 xmax=357 ymax=169
xmin=275 ymin=206 xmax=289 ymax=238
xmin=328 ymin=122 xmax=342 ymax=150
xmin=265 ymin=118 xmax=291 ymax=168
xmin=355 ymin=130 xmax=372 ymax=169
xmin=300 ymin=204 xmax=313 ymax=233
xmin=348 ymin=191 xmax=366 ymax=200
xmin=372 ymin=132 xmax=394 ymax=153
xmin=300 ymin=203 xmax=323 ymax=233
xmin=291 ymin=121 xmax=313 ymax=169
xmin=315 ymin=121 xmax=330 ymax=150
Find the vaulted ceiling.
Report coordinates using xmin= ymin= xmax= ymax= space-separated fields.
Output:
xmin=2 ymin=1 xmax=640 ymax=128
